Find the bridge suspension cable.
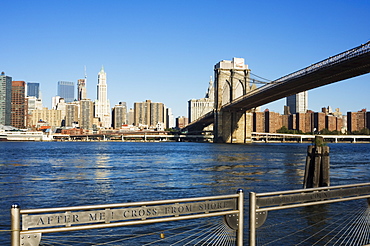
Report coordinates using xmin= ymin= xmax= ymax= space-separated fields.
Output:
xmin=250 ymin=72 xmax=272 ymax=83
xmin=218 ymin=71 xmax=274 ymax=85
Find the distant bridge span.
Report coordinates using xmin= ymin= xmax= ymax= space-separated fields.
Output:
xmin=184 ymin=41 xmax=370 ymax=138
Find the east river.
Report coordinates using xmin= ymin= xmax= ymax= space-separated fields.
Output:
xmin=1 ymin=142 xmax=370 ymax=245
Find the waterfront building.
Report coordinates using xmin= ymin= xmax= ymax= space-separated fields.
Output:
xmin=347 ymin=109 xmax=368 ymax=133
xmin=133 ymin=100 xmax=167 ymax=128
xmin=94 ymin=66 xmax=111 ymax=128
xmin=253 ymin=112 xmax=265 ymax=132
xmin=80 ymin=99 xmax=94 ymax=129
xmin=282 ymin=114 xmax=290 ymax=130
xmin=134 ymin=100 xmax=151 ymax=127
xmin=286 ymin=91 xmax=308 ymax=114
xmin=255 ymin=109 xmax=351 ymax=134
xmin=27 ymin=82 xmax=40 ymax=98
xmin=176 ymin=116 xmax=188 ymax=129
xmin=65 ymin=102 xmax=79 ymax=128
xmin=127 ymin=108 xmax=134 ymax=125
xmin=57 ymin=81 xmax=75 ymax=103
xmin=326 ymin=115 xmax=342 ymax=132
xmin=29 ymin=107 xmax=62 ymax=130
xmin=150 ymin=102 xmax=165 ymax=128
xmin=264 ymin=110 xmax=282 ymax=133
xmin=296 ymin=112 xmax=312 ymax=133
xmin=77 ymin=78 xmax=87 ymax=101
xmin=314 ymin=112 xmax=326 ymax=132
xmin=0 ymin=72 xmax=12 ymax=126
xmin=112 ymin=102 xmax=127 ymax=129
xmin=11 ymin=81 xmax=26 ymax=129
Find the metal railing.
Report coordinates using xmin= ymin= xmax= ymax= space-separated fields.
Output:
xmin=249 ymin=182 xmax=370 ymax=246
xmin=11 ymin=189 xmax=244 ymax=246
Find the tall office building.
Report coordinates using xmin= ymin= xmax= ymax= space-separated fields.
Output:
xmin=0 ymin=72 xmax=12 ymax=126
xmin=27 ymin=82 xmax=40 ymax=98
xmin=286 ymin=91 xmax=308 ymax=114
xmin=95 ymin=66 xmax=111 ymax=128
xmin=112 ymin=102 xmax=127 ymax=129
xmin=11 ymin=81 xmax=26 ymax=129
xmin=77 ymin=78 xmax=87 ymax=101
xmin=57 ymin=81 xmax=75 ymax=103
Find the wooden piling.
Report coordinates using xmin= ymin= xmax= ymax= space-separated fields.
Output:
xmin=320 ymin=146 xmax=330 ymax=187
xmin=303 ymin=136 xmax=330 ymax=188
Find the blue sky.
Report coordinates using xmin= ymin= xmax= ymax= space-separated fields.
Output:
xmin=2 ymin=0 xmax=369 ymax=117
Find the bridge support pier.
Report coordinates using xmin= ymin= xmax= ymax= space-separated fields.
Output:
xmin=214 ymin=110 xmax=252 ymax=143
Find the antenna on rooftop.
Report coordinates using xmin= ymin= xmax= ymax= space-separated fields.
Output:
xmin=84 ymin=65 xmax=87 ymax=80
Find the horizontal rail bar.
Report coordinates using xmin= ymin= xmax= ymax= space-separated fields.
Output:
xmin=21 ymin=194 xmax=239 ymax=214
xmin=20 ymin=210 xmax=239 ymax=234
xmin=256 ymin=182 xmax=370 ymax=197
xmin=256 ymin=194 xmax=370 ymax=212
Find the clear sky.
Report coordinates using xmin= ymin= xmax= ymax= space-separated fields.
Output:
xmin=2 ymin=0 xmax=369 ymax=117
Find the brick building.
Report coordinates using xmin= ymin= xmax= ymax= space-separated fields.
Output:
xmin=11 ymin=81 xmax=26 ymax=128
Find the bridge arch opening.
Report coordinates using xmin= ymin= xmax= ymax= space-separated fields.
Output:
xmin=222 ymin=80 xmax=231 ymax=105
xmin=234 ymin=79 xmax=244 ymax=99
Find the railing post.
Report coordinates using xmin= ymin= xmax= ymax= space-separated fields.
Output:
xmin=249 ymin=192 xmax=256 ymax=246
xmin=237 ymin=189 xmax=244 ymax=246
xmin=11 ymin=203 xmax=20 ymax=246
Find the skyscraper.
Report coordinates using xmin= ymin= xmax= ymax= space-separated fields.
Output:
xmin=27 ymin=82 xmax=40 ymax=98
xmin=95 ymin=66 xmax=111 ymax=128
xmin=286 ymin=91 xmax=308 ymax=114
xmin=77 ymin=79 xmax=87 ymax=101
xmin=0 ymin=72 xmax=12 ymax=126
xmin=11 ymin=81 xmax=26 ymax=129
xmin=57 ymin=81 xmax=75 ymax=103
xmin=78 ymin=67 xmax=87 ymax=101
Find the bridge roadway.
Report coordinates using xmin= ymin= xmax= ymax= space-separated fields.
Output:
xmin=184 ymin=41 xmax=370 ymax=134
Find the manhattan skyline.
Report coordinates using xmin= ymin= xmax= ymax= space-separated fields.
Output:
xmin=1 ymin=1 xmax=369 ymax=117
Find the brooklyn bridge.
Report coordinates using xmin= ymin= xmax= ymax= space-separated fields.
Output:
xmin=183 ymin=41 xmax=370 ymax=143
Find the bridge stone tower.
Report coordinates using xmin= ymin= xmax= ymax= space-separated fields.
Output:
xmin=214 ymin=58 xmax=253 ymax=143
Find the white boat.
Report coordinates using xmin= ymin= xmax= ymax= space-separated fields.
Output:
xmin=0 ymin=131 xmax=53 ymax=141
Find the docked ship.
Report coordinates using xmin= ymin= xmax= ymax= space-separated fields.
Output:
xmin=0 ymin=130 xmax=52 ymax=141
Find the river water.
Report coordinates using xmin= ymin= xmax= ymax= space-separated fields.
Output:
xmin=1 ymin=142 xmax=370 ymax=245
